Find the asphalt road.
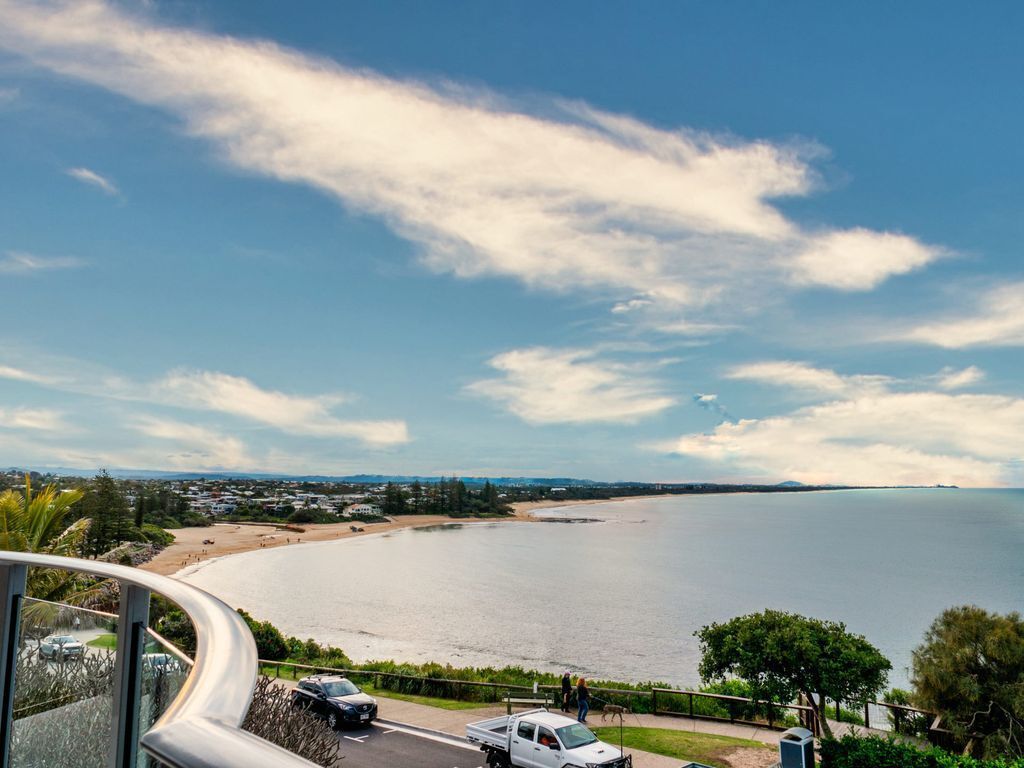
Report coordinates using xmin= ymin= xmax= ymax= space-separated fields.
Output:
xmin=333 ymin=720 xmax=487 ymax=768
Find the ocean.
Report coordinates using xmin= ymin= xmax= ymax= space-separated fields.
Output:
xmin=178 ymin=488 xmax=1023 ymax=689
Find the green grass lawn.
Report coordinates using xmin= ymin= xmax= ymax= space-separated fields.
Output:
xmin=591 ymin=726 xmax=773 ymax=768
xmin=259 ymin=665 xmax=488 ymax=710
xmin=87 ymin=634 xmax=117 ymax=650
xmin=360 ymin=684 xmax=485 ymax=711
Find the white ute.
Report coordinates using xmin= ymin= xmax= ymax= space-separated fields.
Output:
xmin=467 ymin=708 xmax=631 ymax=768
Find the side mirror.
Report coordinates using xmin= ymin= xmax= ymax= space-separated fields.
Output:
xmin=548 ymin=743 xmax=560 ymax=751
xmin=315 ymin=692 xmax=327 ymax=700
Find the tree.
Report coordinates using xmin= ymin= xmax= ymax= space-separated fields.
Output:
xmin=696 ymin=609 xmax=891 ymax=738
xmin=912 ymin=605 xmax=1024 ymax=758
xmin=410 ymin=480 xmax=424 ymax=513
xmin=0 ymin=475 xmax=92 ymax=602
xmin=382 ymin=482 xmax=406 ymax=516
xmin=79 ymin=471 xmax=132 ymax=557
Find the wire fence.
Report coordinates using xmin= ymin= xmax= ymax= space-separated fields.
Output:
xmin=259 ymin=659 xmax=937 ymax=740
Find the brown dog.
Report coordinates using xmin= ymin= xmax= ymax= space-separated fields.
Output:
xmin=601 ymin=704 xmax=630 ymax=722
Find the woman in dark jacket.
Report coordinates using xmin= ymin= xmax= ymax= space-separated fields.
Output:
xmin=576 ymin=677 xmax=590 ymax=723
xmin=561 ymin=671 xmax=572 ymax=712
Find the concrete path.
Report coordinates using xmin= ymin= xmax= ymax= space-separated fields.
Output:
xmin=272 ymin=676 xmax=778 ymax=767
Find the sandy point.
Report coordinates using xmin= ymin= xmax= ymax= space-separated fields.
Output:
xmin=142 ymin=497 xmax=620 ymax=577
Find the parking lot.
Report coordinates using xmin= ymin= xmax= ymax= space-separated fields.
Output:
xmin=333 ymin=720 xmax=485 ymax=768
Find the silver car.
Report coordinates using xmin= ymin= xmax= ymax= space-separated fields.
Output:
xmin=39 ymin=634 xmax=85 ymax=661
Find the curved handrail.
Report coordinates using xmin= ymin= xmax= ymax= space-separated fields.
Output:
xmin=0 ymin=552 xmax=315 ymax=767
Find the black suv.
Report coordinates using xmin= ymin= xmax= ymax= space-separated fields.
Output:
xmin=291 ymin=675 xmax=378 ymax=729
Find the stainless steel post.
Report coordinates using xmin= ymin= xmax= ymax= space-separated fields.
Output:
xmin=110 ymin=584 xmax=150 ymax=768
xmin=0 ymin=564 xmax=26 ymax=768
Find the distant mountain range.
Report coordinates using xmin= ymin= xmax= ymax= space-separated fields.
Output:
xmin=4 ymin=466 xmax=810 ymax=488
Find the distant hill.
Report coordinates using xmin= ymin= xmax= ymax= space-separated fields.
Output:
xmin=5 ymin=466 xmax=625 ymax=486
xmin=776 ymin=480 xmax=805 ymax=487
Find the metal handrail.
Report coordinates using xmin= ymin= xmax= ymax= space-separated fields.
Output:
xmin=0 ymin=552 xmax=315 ymax=767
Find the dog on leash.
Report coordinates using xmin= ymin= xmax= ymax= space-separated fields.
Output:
xmin=601 ymin=704 xmax=631 ymax=722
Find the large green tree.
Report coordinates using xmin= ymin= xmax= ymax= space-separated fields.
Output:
xmin=696 ymin=609 xmax=891 ymax=738
xmin=912 ymin=605 xmax=1024 ymax=758
xmin=79 ymin=471 xmax=132 ymax=557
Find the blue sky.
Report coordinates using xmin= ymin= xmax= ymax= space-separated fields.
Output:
xmin=0 ymin=1 xmax=1021 ymax=485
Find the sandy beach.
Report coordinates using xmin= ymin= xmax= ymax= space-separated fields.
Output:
xmin=143 ymin=496 xmax=630 ymax=577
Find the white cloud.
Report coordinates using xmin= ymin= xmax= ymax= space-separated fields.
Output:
xmin=132 ymin=415 xmax=255 ymax=470
xmin=663 ymin=362 xmax=1023 ymax=486
xmin=0 ymin=87 xmax=18 ymax=105
xmin=0 ymin=364 xmax=62 ymax=385
xmin=0 ymin=357 xmax=408 ymax=448
xmin=0 ymin=0 xmax=940 ymax=319
xmin=936 ymin=366 xmax=984 ymax=390
xmin=790 ymin=229 xmax=942 ymax=291
xmin=153 ymin=369 xmax=408 ymax=446
xmin=726 ymin=360 xmax=891 ymax=396
xmin=65 ymin=166 xmax=118 ymax=195
xmin=0 ymin=251 xmax=83 ymax=274
xmin=0 ymin=407 xmax=65 ymax=431
xmin=611 ymin=299 xmax=653 ymax=314
xmin=467 ymin=347 xmax=675 ymax=425
xmin=901 ymin=282 xmax=1024 ymax=348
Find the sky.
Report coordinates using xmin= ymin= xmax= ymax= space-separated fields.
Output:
xmin=0 ymin=0 xmax=1021 ymax=486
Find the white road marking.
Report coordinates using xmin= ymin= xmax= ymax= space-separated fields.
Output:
xmin=380 ymin=728 xmax=397 ymax=734
xmin=375 ymin=721 xmax=479 ymax=751
xmin=343 ymin=735 xmax=369 ymax=743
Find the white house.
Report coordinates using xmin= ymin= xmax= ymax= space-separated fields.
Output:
xmin=343 ymin=503 xmax=382 ymax=517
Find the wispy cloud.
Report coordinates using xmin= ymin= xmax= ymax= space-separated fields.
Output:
xmin=0 ymin=359 xmax=409 ymax=448
xmin=0 ymin=251 xmax=83 ymax=274
xmin=726 ymin=360 xmax=892 ymax=396
xmin=0 ymin=407 xmax=65 ymax=432
xmin=66 ymin=166 xmax=119 ymax=195
xmin=900 ymin=282 xmax=1024 ymax=348
xmin=661 ymin=362 xmax=1023 ymax=486
xmin=0 ymin=0 xmax=943 ymax=325
xmin=132 ymin=415 xmax=255 ymax=470
xmin=0 ymin=364 xmax=62 ymax=385
xmin=935 ymin=365 xmax=984 ymax=390
xmin=0 ymin=87 xmax=18 ymax=106
xmin=154 ymin=369 xmax=408 ymax=446
xmin=467 ymin=347 xmax=675 ymax=425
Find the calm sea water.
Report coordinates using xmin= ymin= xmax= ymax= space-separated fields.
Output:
xmin=179 ymin=489 xmax=1023 ymax=689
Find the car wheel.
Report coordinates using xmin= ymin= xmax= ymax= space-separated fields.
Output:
xmin=327 ymin=711 xmax=339 ymax=730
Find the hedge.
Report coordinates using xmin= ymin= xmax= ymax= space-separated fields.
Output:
xmin=820 ymin=736 xmax=1024 ymax=768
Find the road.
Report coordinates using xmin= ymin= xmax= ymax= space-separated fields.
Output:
xmin=333 ymin=720 xmax=487 ymax=768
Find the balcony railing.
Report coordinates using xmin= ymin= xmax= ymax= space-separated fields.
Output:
xmin=0 ymin=552 xmax=317 ymax=768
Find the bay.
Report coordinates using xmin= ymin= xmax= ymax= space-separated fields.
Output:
xmin=179 ymin=488 xmax=1023 ymax=689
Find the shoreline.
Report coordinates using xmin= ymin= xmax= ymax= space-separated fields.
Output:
xmin=143 ymin=495 xmax=641 ymax=577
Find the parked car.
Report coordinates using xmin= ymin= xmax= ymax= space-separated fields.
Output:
xmin=467 ymin=708 xmax=631 ymax=768
xmin=290 ymin=674 xmax=377 ymax=729
xmin=38 ymin=634 xmax=85 ymax=661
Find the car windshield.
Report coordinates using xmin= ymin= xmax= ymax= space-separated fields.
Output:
xmin=50 ymin=636 xmax=75 ymax=644
xmin=322 ymin=680 xmax=360 ymax=697
xmin=555 ymin=723 xmax=597 ymax=749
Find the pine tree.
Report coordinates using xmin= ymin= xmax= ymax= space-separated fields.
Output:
xmin=80 ymin=471 xmax=132 ymax=557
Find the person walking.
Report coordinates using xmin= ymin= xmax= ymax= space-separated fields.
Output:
xmin=561 ymin=671 xmax=572 ymax=713
xmin=576 ymin=677 xmax=590 ymax=723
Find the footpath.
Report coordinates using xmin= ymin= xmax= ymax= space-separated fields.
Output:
xmin=274 ymin=677 xmax=784 ymax=767
xmin=374 ymin=697 xmax=783 ymax=768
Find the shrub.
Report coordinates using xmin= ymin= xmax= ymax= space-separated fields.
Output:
xmin=238 ymin=609 xmax=289 ymax=660
xmin=140 ymin=523 xmax=175 ymax=548
xmin=243 ymin=676 xmax=340 ymax=767
xmin=820 ymin=736 xmax=1024 ymax=768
